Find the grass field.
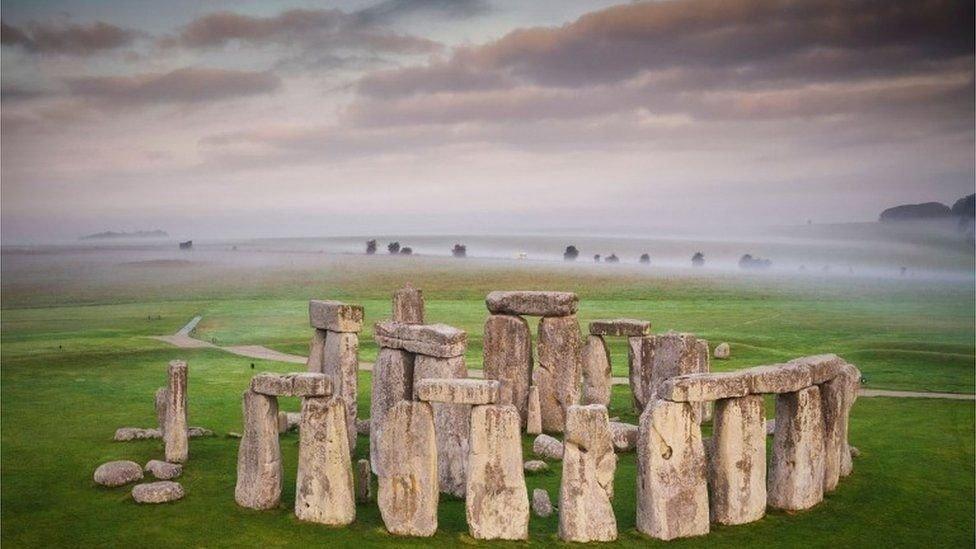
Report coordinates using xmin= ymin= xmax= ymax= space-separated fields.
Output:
xmin=1 ymin=248 xmax=973 ymax=547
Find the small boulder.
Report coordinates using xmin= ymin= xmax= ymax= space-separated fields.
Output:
xmin=114 ymin=427 xmax=161 ymax=441
xmin=714 ymin=342 xmax=731 ymax=359
xmin=532 ymin=488 xmax=553 ymax=518
xmin=145 ymin=460 xmax=182 ymax=480
xmin=188 ymin=426 xmax=215 ymax=438
xmin=94 ymin=460 xmax=144 ymax=487
xmin=523 ymin=460 xmax=549 ymax=473
xmin=132 ymin=481 xmax=185 ymax=503
xmin=532 ymin=434 xmax=563 ymax=460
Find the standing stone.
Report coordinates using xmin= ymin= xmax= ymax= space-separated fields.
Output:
xmin=532 ymin=488 xmax=553 ymax=517
xmin=356 ymin=459 xmax=372 ymax=503
xmin=369 ymin=348 xmax=415 ymax=475
xmin=636 ymin=399 xmax=709 ymax=540
xmin=414 ymin=354 xmax=469 ymax=498
xmin=235 ymin=390 xmax=282 ymax=510
xmin=154 ymin=387 xmax=168 ymax=434
xmin=377 ymin=401 xmax=438 ymax=537
xmin=164 ymin=360 xmax=188 ymax=464
xmin=558 ymin=404 xmax=617 ymax=543
xmin=768 ymin=386 xmax=825 ymax=511
xmin=839 ymin=363 xmax=861 ymax=477
xmin=526 ymin=386 xmax=542 ymax=435
xmin=709 ymin=394 xmax=766 ymax=525
xmin=306 ymin=328 xmax=327 ymax=373
xmin=295 ymin=397 xmax=355 ymax=526
xmin=628 ymin=336 xmax=652 ymax=412
xmin=466 ymin=404 xmax=530 ymax=540
xmin=323 ymin=330 xmax=359 ymax=457
xmin=820 ymin=374 xmax=846 ymax=492
xmin=393 ymin=284 xmax=425 ymax=324
xmin=535 ymin=315 xmax=582 ymax=432
xmin=650 ymin=333 xmax=710 ymax=421
xmin=581 ymin=335 xmax=612 ymax=407
xmin=482 ymin=314 xmax=533 ymax=426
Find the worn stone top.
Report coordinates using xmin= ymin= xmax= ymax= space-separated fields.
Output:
xmin=414 ymin=378 xmax=500 ymax=405
xmin=374 ymin=320 xmax=467 ymax=358
xmin=588 ymin=319 xmax=651 ymax=337
xmin=659 ymin=354 xmax=850 ymax=402
xmin=485 ymin=291 xmax=578 ymax=317
xmin=309 ymin=300 xmax=364 ymax=332
xmin=250 ymin=372 xmax=332 ymax=397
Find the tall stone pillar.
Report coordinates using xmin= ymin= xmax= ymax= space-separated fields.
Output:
xmin=393 ymin=284 xmax=425 ymax=324
xmin=377 ymin=401 xmax=438 ymax=537
xmin=581 ymin=335 xmax=612 ymax=407
xmin=708 ymin=394 xmax=766 ymax=525
xmin=768 ymin=385 xmax=826 ymax=511
xmin=235 ymin=390 xmax=282 ymax=510
xmin=295 ymin=396 xmax=355 ymax=525
xmin=324 ymin=331 xmax=360 ymax=457
xmin=558 ymin=404 xmax=617 ymax=543
xmin=466 ymin=404 xmax=529 ymax=540
xmin=306 ymin=328 xmax=327 ymax=373
xmin=369 ymin=348 xmax=415 ymax=474
xmin=164 ymin=360 xmax=188 ymax=463
xmin=414 ymin=354 xmax=469 ymax=497
xmin=535 ymin=315 xmax=581 ymax=433
xmin=483 ymin=314 xmax=533 ymax=427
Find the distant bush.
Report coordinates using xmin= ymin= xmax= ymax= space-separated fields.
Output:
xmin=691 ymin=251 xmax=704 ymax=267
xmin=739 ymin=254 xmax=772 ymax=270
xmin=605 ymin=254 xmax=619 ymax=263
xmin=388 ymin=241 xmax=400 ymax=254
xmin=593 ymin=254 xmax=601 ymax=263
xmin=564 ymin=245 xmax=579 ymax=261
xmin=639 ymin=253 xmax=650 ymax=264
xmin=366 ymin=239 xmax=377 ymax=255
xmin=452 ymin=244 xmax=467 ymax=258
xmin=400 ymin=247 xmax=413 ymax=255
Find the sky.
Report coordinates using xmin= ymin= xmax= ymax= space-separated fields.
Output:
xmin=1 ymin=0 xmax=973 ymax=243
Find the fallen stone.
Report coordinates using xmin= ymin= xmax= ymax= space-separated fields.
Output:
xmin=250 ymin=372 xmax=332 ymax=398
xmin=581 ymin=335 xmax=612 ymax=407
xmin=485 ymin=290 xmax=578 ymax=317
xmin=415 ymin=378 xmax=499 ymax=405
xmin=526 ymin=385 xmax=542 ymax=435
xmin=393 ymin=284 xmax=425 ymax=324
xmin=355 ymin=419 xmax=370 ymax=436
xmin=374 ymin=320 xmax=467 ymax=358
xmin=532 ymin=434 xmax=563 ymax=460
xmin=714 ymin=342 xmax=731 ymax=359
xmin=588 ymin=319 xmax=651 ymax=337
xmin=608 ymin=421 xmax=639 ymax=452
xmin=235 ymin=390 xmax=282 ymax=510
xmin=356 ymin=459 xmax=372 ymax=503
xmin=466 ymin=404 xmax=530 ymax=540
xmin=482 ymin=314 xmax=533 ymax=426
xmin=559 ymin=404 xmax=617 ymax=543
xmin=114 ymin=427 xmax=162 ymax=441
xmin=369 ymin=348 xmax=415 ymax=475
xmin=305 ymin=328 xmax=327 ymax=373
xmin=145 ymin=460 xmax=182 ymax=480
xmin=532 ymin=488 xmax=553 ymax=518
xmin=227 ymin=432 xmax=243 ymax=439
xmin=94 ymin=460 xmax=144 ymax=487
xmin=377 ymin=401 xmax=438 ymax=537
xmin=768 ymin=386 xmax=826 ymax=511
xmin=523 ymin=460 xmax=549 ymax=473
xmin=636 ymin=399 xmax=709 ymax=541
xmin=535 ymin=315 xmax=582 ymax=432
xmin=164 ymin=360 xmax=188 ymax=464
xmin=295 ymin=396 xmax=355 ymax=526
xmin=323 ymin=330 xmax=360 ymax=457
xmin=188 ymin=426 xmax=213 ymax=438
xmin=708 ymin=394 xmax=766 ymax=525
xmin=414 ymin=354 xmax=470 ymax=498
xmin=658 ymin=372 xmax=750 ymax=402
xmin=309 ymin=300 xmax=364 ymax=332
xmin=132 ymin=481 xmax=184 ymax=504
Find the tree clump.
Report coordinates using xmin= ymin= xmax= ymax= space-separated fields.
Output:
xmin=388 ymin=242 xmax=401 ymax=254
xmin=400 ymin=247 xmax=413 ymax=255
xmin=366 ymin=240 xmax=377 ymax=255
xmin=593 ymin=254 xmax=601 ymax=263
xmin=639 ymin=253 xmax=650 ymax=264
xmin=691 ymin=252 xmax=704 ymax=267
xmin=564 ymin=245 xmax=579 ymax=261
xmin=739 ymin=254 xmax=772 ymax=270
xmin=452 ymin=244 xmax=467 ymax=258
xmin=605 ymin=254 xmax=619 ymax=263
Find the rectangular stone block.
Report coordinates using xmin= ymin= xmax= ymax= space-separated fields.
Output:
xmin=559 ymin=405 xmax=617 ymax=543
xmin=305 ymin=328 xmax=327 ymax=373
xmin=413 ymin=354 xmax=470 ymax=498
xmin=370 ymin=348 xmax=415 ymax=475
xmin=485 ymin=291 xmax=578 ymax=317
xmin=659 ymin=372 xmax=750 ymax=402
xmin=377 ymin=401 xmax=438 ymax=537
xmin=323 ymin=331 xmax=359 ymax=458
xmin=415 ymin=379 xmax=500 ymax=405
xmin=581 ymin=335 xmax=612 ymax=407
xmin=466 ymin=404 xmax=530 ymax=540
xmin=393 ymin=285 xmax=425 ymax=324
xmin=588 ymin=319 xmax=651 ymax=337
xmin=164 ymin=360 xmax=188 ymax=464
xmin=235 ymin=390 xmax=281 ymax=510
xmin=374 ymin=320 xmax=467 ymax=358
xmin=250 ymin=372 xmax=332 ymax=397
xmin=768 ymin=386 xmax=826 ymax=511
xmin=295 ymin=396 xmax=355 ymax=525
xmin=709 ymin=394 xmax=766 ymax=525
xmin=309 ymin=300 xmax=364 ymax=332
xmin=534 ymin=315 xmax=582 ymax=432
xmin=789 ymin=354 xmax=845 ymax=385
xmin=483 ymin=314 xmax=533 ymax=426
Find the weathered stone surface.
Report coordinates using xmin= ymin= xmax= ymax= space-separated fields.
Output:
xmin=823 ymin=361 xmax=861 ymax=488
xmin=145 ymin=460 xmax=182 ymax=480
xmin=414 ymin=354 xmax=470 ymax=497
xmin=305 ymin=328 xmax=327 ymax=373
xmin=714 ymin=342 xmax=731 ymax=359
xmin=356 ymin=459 xmax=372 ymax=503
xmin=636 ymin=399 xmax=709 ymax=541
xmin=188 ymin=426 xmax=213 ymax=438
xmin=589 ymin=319 xmax=651 ymax=337
xmin=393 ymin=284 xmax=425 ymax=324
xmin=526 ymin=385 xmax=542 ymax=435
xmin=309 ymin=300 xmax=364 ymax=332
xmin=559 ymin=405 xmax=617 ymax=543
xmin=369 ymin=348 xmax=415 ymax=475
xmin=482 ymin=314 xmax=533 ymax=426
xmin=532 ymin=488 xmax=553 ymax=517
xmin=94 ymin=460 xmax=143 ymax=487
xmin=628 ymin=336 xmax=651 ymax=412
xmin=524 ymin=460 xmax=549 ymax=473
xmin=250 ymin=372 xmax=332 ymax=398
xmin=114 ymin=427 xmax=162 ymax=441
xmin=374 ymin=320 xmax=467 ymax=358
xmin=154 ymin=387 xmax=168 ymax=433
xmin=608 ymin=421 xmax=639 ymax=453
xmin=164 ymin=360 xmax=188 ymax=464
xmin=768 ymin=386 xmax=826 ymax=511
xmin=235 ymin=390 xmax=282 ymax=510
xmin=416 ymin=378 xmax=499 ymax=405
xmin=377 ymin=401 xmax=438 ymax=537
xmin=466 ymin=404 xmax=530 ymax=540
xmin=535 ymin=315 xmax=582 ymax=432
xmin=839 ymin=363 xmax=861 ymax=477
xmin=766 ymin=419 xmax=776 ymax=436
xmin=132 ymin=481 xmax=184 ymax=503
xmin=581 ymin=335 xmax=612 ymax=407
xmin=295 ymin=396 xmax=355 ymax=526
xmin=485 ymin=290 xmax=578 ymax=317
xmin=659 ymin=372 xmax=750 ymax=402
xmin=532 ymin=434 xmax=563 ymax=460
xmin=323 ymin=330 xmax=360 ymax=457
xmin=650 ymin=333 xmax=710 ymax=421
xmin=790 ymin=354 xmax=845 ymax=385
xmin=709 ymin=395 xmax=766 ymax=525
xmin=355 ymin=419 xmax=370 ymax=436
xmin=277 ymin=411 xmax=300 ymax=433
xmin=744 ymin=363 xmax=812 ymax=394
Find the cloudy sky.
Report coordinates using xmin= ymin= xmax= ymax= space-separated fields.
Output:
xmin=1 ymin=0 xmax=973 ymax=242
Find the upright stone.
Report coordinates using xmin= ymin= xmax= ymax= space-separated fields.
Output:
xmin=393 ymin=284 xmax=425 ymax=324
xmin=154 ymin=387 xmax=168 ymax=434
xmin=306 ymin=328 xmax=327 ymax=373
xmin=768 ymin=386 xmax=825 ymax=511
xmin=324 ymin=331 xmax=359 ymax=456
xmin=581 ymin=335 xmax=612 ymax=407
xmin=377 ymin=401 xmax=438 ymax=537
xmin=369 ymin=348 xmax=415 ymax=474
xmin=164 ymin=360 xmax=188 ymax=464
xmin=636 ymin=399 xmax=709 ymax=540
xmin=822 ymin=363 xmax=860 ymax=489
xmin=414 ymin=354 xmax=469 ymax=497
xmin=309 ymin=300 xmax=364 ymax=333
xmin=526 ymin=386 xmax=542 ymax=435
xmin=466 ymin=404 xmax=530 ymax=540
xmin=628 ymin=336 xmax=652 ymax=412
xmin=709 ymin=394 xmax=766 ymax=525
xmin=295 ymin=397 xmax=355 ymax=525
xmin=535 ymin=315 xmax=582 ymax=432
xmin=356 ymin=459 xmax=372 ymax=503
xmin=482 ymin=314 xmax=533 ymax=426
xmin=235 ymin=390 xmax=282 ymax=510
xmin=651 ymin=333 xmax=709 ymax=421
xmin=558 ymin=404 xmax=617 ymax=542
xmin=839 ymin=363 xmax=861 ymax=477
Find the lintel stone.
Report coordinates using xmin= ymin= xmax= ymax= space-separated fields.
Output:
xmin=415 ymin=379 xmax=500 ymax=405
xmin=485 ymin=291 xmax=578 ymax=316
xmin=250 ymin=372 xmax=332 ymax=397
xmin=588 ymin=319 xmax=651 ymax=337
xmin=309 ymin=300 xmax=364 ymax=332
xmin=374 ymin=320 xmax=467 ymax=358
